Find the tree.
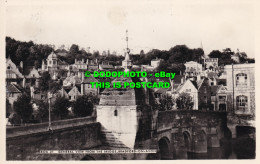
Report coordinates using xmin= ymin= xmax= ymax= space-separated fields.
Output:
xmin=175 ymin=92 xmax=194 ymax=110
xmin=52 ymin=97 xmax=70 ymax=120
xmin=72 ymin=95 xmax=96 ymax=117
xmin=13 ymin=94 xmax=33 ymax=123
xmin=35 ymin=100 xmax=49 ymax=122
xmin=69 ymin=44 xmax=80 ymax=55
xmin=158 ymin=94 xmax=174 ymax=111
xmin=38 ymin=71 xmax=51 ymax=91
xmin=6 ymin=99 xmax=11 ymax=118
xmin=49 ymin=81 xmax=62 ymax=94
xmin=208 ymin=50 xmax=222 ymax=58
xmin=140 ymin=50 xmax=145 ymax=55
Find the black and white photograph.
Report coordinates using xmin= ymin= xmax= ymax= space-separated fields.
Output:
xmin=2 ymin=0 xmax=258 ymax=161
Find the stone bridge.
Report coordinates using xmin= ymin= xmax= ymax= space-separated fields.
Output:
xmin=152 ymin=110 xmax=229 ymax=159
xmin=6 ymin=116 xmax=102 ymax=160
xmin=6 ymin=111 xmax=232 ymax=160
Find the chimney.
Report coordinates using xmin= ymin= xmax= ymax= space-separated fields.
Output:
xmin=213 ymin=78 xmax=217 ymax=85
xmin=73 ymin=75 xmax=76 ymax=86
xmin=96 ymin=58 xmax=98 ymax=64
xmin=197 ymin=74 xmax=201 ymax=81
xmin=82 ymin=58 xmax=84 ymax=63
xmin=181 ymin=77 xmax=184 ymax=84
xmin=22 ymin=77 xmax=26 ymax=88
xmin=81 ymin=71 xmax=84 ymax=81
xmin=81 ymin=83 xmax=84 ymax=95
xmin=171 ymin=78 xmax=174 ymax=92
xmin=42 ymin=60 xmax=45 ymax=70
xmin=75 ymin=59 xmax=77 ymax=63
xmin=20 ymin=61 xmax=23 ymax=69
xmin=87 ymin=59 xmax=89 ymax=65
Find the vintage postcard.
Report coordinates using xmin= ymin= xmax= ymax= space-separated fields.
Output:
xmin=1 ymin=0 xmax=259 ymax=162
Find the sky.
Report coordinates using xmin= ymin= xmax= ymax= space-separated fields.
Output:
xmin=5 ymin=0 xmax=256 ymax=58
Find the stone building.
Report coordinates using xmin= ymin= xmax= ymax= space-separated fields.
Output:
xmin=184 ymin=61 xmax=203 ymax=80
xmin=151 ymin=58 xmax=163 ymax=68
xmin=6 ymin=57 xmax=25 ymax=87
xmin=96 ymin=51 xmax=155 ymax=149
xmin=210 ymin=85 xmax=228 ymax=111
xmin=225 ymin=63 xmax=255 ymax=138
xmin=204 ymin=58 xmax=218 ymax=70
xmin=225 ymin=63 xmax=255 ymax=114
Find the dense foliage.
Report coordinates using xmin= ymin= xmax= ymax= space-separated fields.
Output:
xmin=51 ymin=97 xmax=70 ymax=120
xmin=72 ymin=95 xmax=99 ymax=117
xmin=175 ymin=92 xmax=194 ymax=110
xmin=13 ymin=94 xmax=33 ymax=123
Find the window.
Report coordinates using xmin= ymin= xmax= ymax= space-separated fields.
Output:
xmin=114 ymin=109 xmax=118 ymax=116
xmin=7 ymin=66 xmax=11 ymax=70
xmin=204 ymin=86 xmax=207 ymax=93
xmin=49 ymin=61 xmax=52 ymax=64
xmin=236 ymin=95 xmax=248 ymax=112
xmin=53 ymin=61 xmax=56 ymax=65
xmin=69 ymin=96 xmax=72 ymax=100
xmin=204 ymin=96 xmax=207 ymax=102
xmin=236 ymin=73 xmax=247 ymax=86
xmin=219 ymin=96 xmax=226 ymax=101
xmin=186 ymin=89 xmax=191 ymax=92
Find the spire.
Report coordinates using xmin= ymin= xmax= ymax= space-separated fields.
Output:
xmin=122 ymin=30 xmax=132 ymax=72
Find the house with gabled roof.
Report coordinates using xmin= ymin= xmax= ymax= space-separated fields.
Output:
xmin=6 ymin=57 xmax=25 ymax=87
xmin=173 ymin=79 xmax=199 ymax=110
xmin=99 ymin=64 xmax=114 ymax=71
xmin=210 ymin=85 xmax=228 ymax=111
xmin=6 ymin=83 xmax=24 ymax=109
xmin=81 ymin=74 xmax=99 ymax=96
xmin=63 ymin=75 xmax=82 ymax=87
xmin=67 ymin=86 xmax=81 ymax=101
xmin=170 ymin=78 xmax=211 ymax=110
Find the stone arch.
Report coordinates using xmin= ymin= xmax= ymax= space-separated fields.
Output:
xmin=192 ymin=129 xmax=207 ymax=153
xmin=236 ymin=126 xmax=255 ymax=138
xmin=158 ymin=137 xmax=171 ymax=160
xmin=183 ymin=131 xmax=191 ymax=152
xmin=81 ymin=155 xmax=95 ymax=160
xmin=234 ymin=126 xmax=255 ymax=159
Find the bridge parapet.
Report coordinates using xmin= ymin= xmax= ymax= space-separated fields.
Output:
xmin=6 ymin=117 xmax=101 ymax=160
xmin=158 ymin=110 xmax=227 ymax=131
xmin=7 ymin=116 xmax=96 ymax=138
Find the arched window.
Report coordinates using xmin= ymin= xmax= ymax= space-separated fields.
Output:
xmin=236 ymin=73 xmax=247 ymax=86
xmin=236 ymin=95 xmax=248 ymax=112
xmin=114 ymin=109 xmax=118 ymax=116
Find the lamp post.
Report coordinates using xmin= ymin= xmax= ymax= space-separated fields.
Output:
xmin=48 ymin=92 xmax=53 ymax=131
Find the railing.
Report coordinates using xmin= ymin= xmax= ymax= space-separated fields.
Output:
xmin=7 ymin=116 xmax=97 ymax=138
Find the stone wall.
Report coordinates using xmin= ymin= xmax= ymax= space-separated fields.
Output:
xmin=6 ymin=117 xmax=102 ymax=160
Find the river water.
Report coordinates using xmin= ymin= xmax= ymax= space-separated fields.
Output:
xmin=187 ymin=138 xmax=255 ymax=159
